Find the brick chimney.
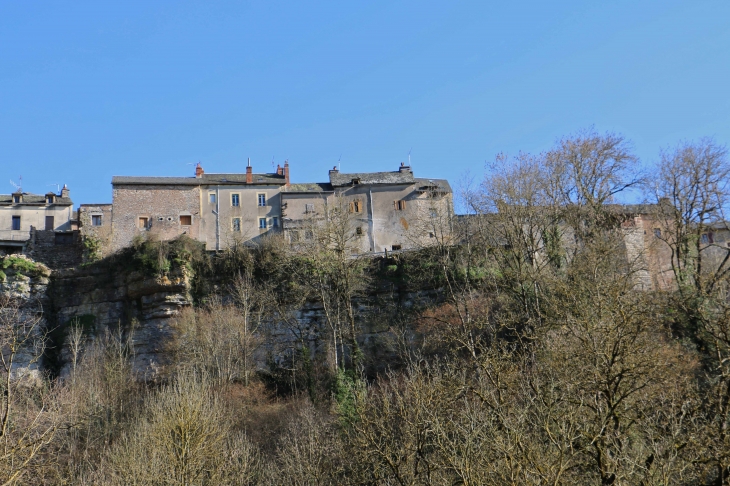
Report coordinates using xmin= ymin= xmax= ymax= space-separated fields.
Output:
xmin=284 ymin=160 xmax=290 ymax=185
xmin=246 ymin=158 xmax=253 ymax=184
xmin=61 ymin=184 xmax=70 ymax=198
xmin=195 ymin=163 xmax=204 ymax=178
xmin=399 ymin=161 xmax=411 ymax=173
xmin=276 ymin=164 xmax=283 ymax=176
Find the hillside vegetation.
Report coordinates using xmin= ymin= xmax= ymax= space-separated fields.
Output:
xmin=2 ymin=131 xmax=730 ymax=485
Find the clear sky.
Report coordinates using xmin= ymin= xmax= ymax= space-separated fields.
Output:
xmin=1 ymin=1 xmax=728 ymax=209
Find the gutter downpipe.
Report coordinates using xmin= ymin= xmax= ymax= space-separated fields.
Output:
xmin=368 ymin=188 xmax=375 ymax=252
xmin=213 ymin=185 xmax=220 ymax=251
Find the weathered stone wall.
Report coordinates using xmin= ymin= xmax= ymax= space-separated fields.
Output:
xmin=79 ymin=204 xmax=113 ymax=259
xmin=26 ymin=228 xmax=83 ymax=270
xmin=111 ymin=185 xmax=201 ymax=252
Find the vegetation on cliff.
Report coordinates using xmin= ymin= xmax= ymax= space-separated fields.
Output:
xmin=2 ymin=131 xmax=730 ymax=484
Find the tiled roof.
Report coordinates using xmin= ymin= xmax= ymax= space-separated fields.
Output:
xmin=112 ymin=173 xmax=287 ymax=186
xmin=0 ymin=193 xmax=73 ymax=205
xmin=329 ymin=169 xmax=415 ymax=186
xmin=284 ymin=182 xmax=334 ymax=193
xmin=414 ymin=178 xmax=452 ymax=194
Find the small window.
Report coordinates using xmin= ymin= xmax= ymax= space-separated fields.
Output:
xmin=429 ymin=232 xmax=435 ymax=238
xmin=92 ymin=215 xmax=102 ymax=226
xmin=209 ymin=193 xmax=216 ymax=204
xmin=290 ymin=230 xmax=300 ymax=242
xmin=55 ymin=233 xmax=74 ymax=245
xmin=231 ymin=194 xmax=240 ymax=207
xmin=11 ymin=216 xmax=21 ymax=230
xmin=13 ymin=195 xmax=20 ymax=204
xmin=258 ymin=194 xmax=266 ymax=207
xmin=179 ymin=215 xmax=192 ymax=226
xmin=352 ymin=178 xmax=361 ymax=185
xmin=305 ymin=229 xmax=313 ymax=240
xmin=356 ymin=227 xmax=363 ymax=235
xmin=138 ymin=217 xmax=149 ymax=229
xmin=232 ymin=218 xmax=241 ymax=232
xmin=45 ymin=216 xmax=54 ymax=231
xmin=305 ymin=203 xmax=314 ymax=213
xmin=392 ymin=244 xmax=402 ymax=251
xmin=272 ymin=217 xmax=279 ymax=228
xmin=394 ymin=200 xmax=406 ymax=211
xmin=701 ymin=233 xmax=710 ymax=244
xmin=46 ymin=195 xmax=54 ymax=204
xmin=350 ymin=200 xmax=362 ymax=213
xmin=654 ymin=228 xmax=661 ymax=238
xmin=258 ymin=217 xmax=267 ymax=229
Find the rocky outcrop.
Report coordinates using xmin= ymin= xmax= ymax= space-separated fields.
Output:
xmin=47 ymin=264 xmax=192 ymax=380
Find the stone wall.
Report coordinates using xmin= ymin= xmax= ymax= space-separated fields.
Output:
xmin=79 ymin=204 xmax=113 ymax=259
xmin=111 ymin=185 xmax=201 ymax=252
xmin=26 ymin=228 xmax=83 ymax=270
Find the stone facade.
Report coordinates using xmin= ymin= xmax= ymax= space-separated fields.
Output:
xmin=111 ymin=184 xmax=201 ymax=252
xmin=281 ymin=164 xmax=453 ymax=254
xmin=78 ymin=204 xmax=113 ymax=259
xmin=111 ymin=162 xmax=289 ymax=251
xmin=0 ymin=186 xmax=75 ymax=254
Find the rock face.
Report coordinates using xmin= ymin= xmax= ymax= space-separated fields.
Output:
xmin=47 ymin=264 xmax=192 ymax=380
xmin=0 ymin=255 xmax=52 ymax=382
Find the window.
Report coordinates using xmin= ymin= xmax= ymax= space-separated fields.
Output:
xmin=349 ymin=200 xmax=362 ymax=213
xmin=179 ymin=215 xmax=192 ymax=226
xmin=701 ymin=232 xmax=715 ymax=244
xmin=654 ymin=228 xmax=661 ymax=238
xmin=232 ymin=218 xmax=241 ymax=232
xmin=356 ymin=227 xmax=363 ymax=235
xmin=11 ymin=216 xmax=20 ymax=230
xmin=272 ymin=217 xmax=279 ymax=228
xmin=352 ymin=178 xmax=361 ymax=185
xmin=231 ymin=194 xmax=240 ymax=207
xmin=138 ymin=217 xmax=149 ymax=229
xmin=394 ymin=200 xmax=406 ymax=211
xmin=13 ymin=195 xmax=20 ymax=204
xmin=92 ymin=215 xmax=102 ymax=226
xmin=290 ymin=230 xmax=300 ymax=242
xmin=209 ymin=193 xmax=216 ymax=204
xmin=55 ymin=233 xmax=74 ymax=245
xmin=305 ymin=203 xmax=315 ymax=213
xmin=392 ymin=244 xmax=402 ymax=251
xmin=45 ymin=216 xmax=54 ymax=231
xmin=258 ymin=194 xmax=266 ymax=207
xmin=258 ymin=217 xmax=267 ymax=229
xmin=46 ymin=195 xmax=54 ymax=204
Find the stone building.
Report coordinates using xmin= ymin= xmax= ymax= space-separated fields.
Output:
xmin=281 ymin=163 xmax=453 ymax=253
xmin=109 ymin=161 xmax=452 ymax=254
xmin=78 ymin=204 xmax=113 ymax=259
xmin=0 ymin=185 xmax=75 ymax=255
xmin=111 ymin=162 xmax=289 ymax=252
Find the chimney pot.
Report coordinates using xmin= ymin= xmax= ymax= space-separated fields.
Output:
xmin=195 ymin=163 xmax=204 ymax=178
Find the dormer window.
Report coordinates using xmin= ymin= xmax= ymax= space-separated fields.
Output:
xmin=46 ymin=195 xmax=54 ymax=204
xmin=13 ymin=195 xmax=21 ymax=204
xmin=352 ymin=178 xmax=361 ymax=185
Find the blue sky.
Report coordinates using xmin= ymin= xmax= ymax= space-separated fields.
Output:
xmin=1 ymin=1 xmax=728 ymax=208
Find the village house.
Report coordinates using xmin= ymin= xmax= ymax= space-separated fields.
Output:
xmin=110 ymin=161 xmax=289 ymax=252
xmin=0 ymin=185 xmax=75 ymax=255
xmin=108 ymin=161 xmax=452 ymax=255
xmin=281 ymin=163 xmax=453 ymax=253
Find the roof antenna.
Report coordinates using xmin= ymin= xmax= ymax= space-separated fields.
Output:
xmin=338 ymin=153 xmax=342 ymax=171
xmin=47 ymin=183 xmax=61 ymax=193
xmin=247 ymin=157 xmax=251 ymax=167
xmin=271 ymin=156 xmax=275 ymax=168
xmin=408 ymin=148 xmax=412 ymax=166
xmin=10 ymin=176 xmax=21 ymax=192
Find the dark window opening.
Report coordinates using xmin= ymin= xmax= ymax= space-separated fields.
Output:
xmin=394 ymin=200 xmax=406 ymax=211
xmin=11 ymin=216 xmax=21 ymax=230
xmin=55 ymin=233 xmax=74 ymax=245
xmin=92 ymin=215 xmax=102 ymax=226
xmin=392 ymin=244 xmax=402 ymax=251
xmin=46 ymin=195 xmax=54 ymax=204
xmin=13 ymin=195 xmax=20 ymax=204
xmin=356 ymin=227 xmax=363 ymax=235
xmin=45 ymin=216 xmax=54 ymax=231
